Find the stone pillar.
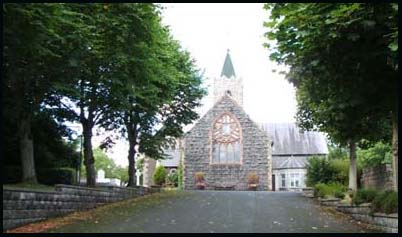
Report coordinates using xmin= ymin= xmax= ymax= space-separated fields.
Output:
xmin=143 ymin=157 xmax=156 ymax=187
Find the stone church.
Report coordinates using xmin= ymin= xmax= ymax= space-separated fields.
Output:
xmin=143 ymin=51 xmax=328 ymax=191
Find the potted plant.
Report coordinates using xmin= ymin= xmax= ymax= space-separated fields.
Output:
xmin=248 ymin=172 xmax=259 ymax=191
xmin=195 ymin=172 xmax=206 ymax=190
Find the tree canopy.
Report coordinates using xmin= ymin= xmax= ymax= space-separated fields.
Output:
xmin=264 ymin=3 xmax=398 ymax=190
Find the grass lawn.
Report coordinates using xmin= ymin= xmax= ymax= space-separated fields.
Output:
xmin=3 ymin=182 xmax=55 ymax=192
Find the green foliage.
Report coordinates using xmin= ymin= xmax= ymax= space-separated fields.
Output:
xmin=263 ymin=5 xmax=398 ymax=195
xmin=328 ymin=145 xmax=348 ymax=160
xmin=306 ymin=156 xmax=336 ymax=186
xmin=153 ymin=165 xmax=167 ymax=185
xmin=177 ymin=160 xmax=183 ymax=190
xmin=136 ymin=157 xmax=145 ymax=173
xmin=306 ymin=156 xmax=352 ymax=187
xmin=357 ymin=142 xmax=393 ymax=168
xmin=314 ymin=183 xmax=347 ymax=198
xmin=37 ymin=168 xmax=76 ymax=185
xmin=330 ymin=159 xmax=350 ymax=186
xmin=167 ymin=172 xmax=179 ymax=187
xmin=372 ymin=191 xmax=398 ymax=214
xmin=80 ymin=147 xmax=127 ymax=183
xmin=3 ymin=166 xmax=22 ymax=184
xmin=352 ymin=188 xmax=379 ymax=205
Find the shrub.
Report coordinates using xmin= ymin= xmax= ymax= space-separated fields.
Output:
xmin=195 ymin=172 xmax=205 ymax=183
xmin=3 ymin=166 xmax=22 ymax=184
xmin=334 ymin=190 xmax=345 ymax=199
xmin=357 ymin=142 xmax=392 ymax=169
xmin=372 ymin=191 xmax=398 ymax=214
xmin=247 ymin=172 xmax=259 ymax=184
xmin=331 ymin=159 xmax=349 ymax=186
xmin=306 ymin=156 xmax=336 ymax=186
xmin=167 ymin=172 xmax=178 ymax=187
xmin=37 ymin=168 xmax=76 ymax=185
xmin=314 ymin=183 xmax=346 ymax=199
xmin=352 ymin=188 xmax=379 ymax=205
xmin=153 ymin=166 xmax=167 ymax=186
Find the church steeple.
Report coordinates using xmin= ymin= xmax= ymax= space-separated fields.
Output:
xmin=214 ymin=49 xmax=243 ymax=106
xmin=220 ymin=49 xmax=236 ymax=78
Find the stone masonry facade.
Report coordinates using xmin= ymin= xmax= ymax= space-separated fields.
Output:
xmin=361 ymin=164 xmax=394 ymax=191
xmin=183 ymin=95 xmax=272 ymax=191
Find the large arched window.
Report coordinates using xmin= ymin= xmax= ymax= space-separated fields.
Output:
xmin=211 ymin=113 xmax=242 ymax=164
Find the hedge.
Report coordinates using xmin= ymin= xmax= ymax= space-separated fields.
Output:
xmin=314 ymin=183 xmax=347 ymax=199
xmin=352 ymin=188 xmax=378 ymax=205
xmin=3 ymin=166 xmax=76 ymax=185
xmin=38 ymin=168 xmax=76 ymax=185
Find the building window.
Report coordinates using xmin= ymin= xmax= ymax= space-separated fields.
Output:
xmin=290 ymin=173 xmax=300 ymax=188
xmin=281 ymin=174 xmax=286 ymax=187
xmin=211 ymin=113 xmax=242 ymax=164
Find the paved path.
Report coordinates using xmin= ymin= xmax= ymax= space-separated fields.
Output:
xmin=47 ymin=191 xmax=380 ymax=233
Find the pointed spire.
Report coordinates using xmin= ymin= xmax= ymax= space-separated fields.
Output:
xmin=220 ymin=49 xmax=236 ymax=78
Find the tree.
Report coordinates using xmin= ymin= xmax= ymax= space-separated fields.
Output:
xmin=3 ymin=4 xmax=75 ymax=183
xmin=264 ymin=3 xmax=398 ymax=190
xmin=98 ymin=4 xmax=206 ymax=187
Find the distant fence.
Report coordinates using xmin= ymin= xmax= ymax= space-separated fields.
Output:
xmin=3 ymin=184 xmax=161 ymax=231
xmin=361 ymin=164 xmax=393 ymax=191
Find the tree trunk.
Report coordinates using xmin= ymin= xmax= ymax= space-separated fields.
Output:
xmin=19 ymin=115 xmax=37 ymax=183
xmin=348 ymin=141 xmax=357 ymax=191
xmin=127 ymin=124 xmax=137 ymax=187
xmin=392 ymin=113 xmax=398 ymax=191
xmin=83 ymin=123 xmax=96 ymax=187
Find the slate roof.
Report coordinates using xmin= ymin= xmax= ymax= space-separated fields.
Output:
xmin=221 ymin=50 xmax=236 ymax=78
xmin=159 ymin=148 xmax=180 ymax=167
xmin=260 ymin=123 xmax=328 ymax=155
xmin=272 ymin=156 xmax=310 ymax=170
xmin=162 ymin=122 xmax=328 ymax=168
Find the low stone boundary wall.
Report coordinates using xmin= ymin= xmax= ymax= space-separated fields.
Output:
xmin=336 ymin=203 xmax=398 ymax=233
xmin=302 ymin=187 xmax=314 ymax=198
xmin=3 ymin=184 xmax=161 ymax=231
xmin=318 ymin=198 xmax=341 ymax=207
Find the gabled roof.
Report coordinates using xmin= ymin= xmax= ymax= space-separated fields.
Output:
xmin=220 ymin=50 xmax=236 ymax=78
xmin=159 ymin=148 xmax=180 ymax=167
xmin=260 ymin=123 xmax=328 ymax=155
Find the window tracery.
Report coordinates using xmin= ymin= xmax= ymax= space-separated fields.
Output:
xmin=211 ymin=113 xmax=242 ymax=164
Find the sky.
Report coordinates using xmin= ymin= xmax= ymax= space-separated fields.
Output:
xmin=89 ymin=3 xmax=297 ymax=167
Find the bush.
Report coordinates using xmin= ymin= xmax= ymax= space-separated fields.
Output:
xmin=195 ymin=172 xmax=205 ymax=183
xmin=3 ymin=166 xmax=22 ymax=184
xmin=247 ymin=172 xmax=259 ymax=184
xmin=167 ymin=172 xmax=178 ymax=187
xmin=314 ymin=183 xmax=347 ymax=199
xmin=153 ymin=166 xmax=167 ymax=186
xmin=306 ymin=156 xmax=336 ymax=186
xmin=357 ymin=142 xmax=393 ymax=169
xmin=352 ymin=188 xmax=379 ymax=205
xmin=334 ymin=190 xmax=345 ymax=199
xmin=372 ymin=191 xmax=398 ymax=214
xmin=37 ymin=168 xmax=76 ymax=185
xmin=331 ymin=159 xmax=349 ymax=186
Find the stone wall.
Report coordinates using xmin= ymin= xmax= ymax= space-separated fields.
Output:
xmin=3 ymin=184 xmax=160 ymax=230
xmin=213 ymin=76 xmax=243 ymax=106
xmin=361 ymin=164 xmax=393 ymax=190
xmin=336 ymin=204 xmax=398 ymax=233
xmin=184 ymin=95 xmax=272 ymax=191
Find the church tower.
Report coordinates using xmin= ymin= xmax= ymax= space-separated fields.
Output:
xmin=213 ymin=50 xmax=243 ymax=106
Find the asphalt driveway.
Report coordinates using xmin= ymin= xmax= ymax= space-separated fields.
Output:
xmin=46 ymin=190 xmax=380 ymax=233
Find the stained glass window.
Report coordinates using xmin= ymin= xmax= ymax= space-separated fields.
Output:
xmin=211 ymin=113 xmax=241 ymax=164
